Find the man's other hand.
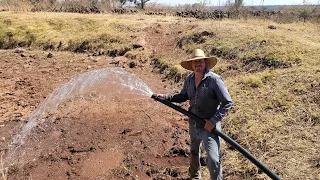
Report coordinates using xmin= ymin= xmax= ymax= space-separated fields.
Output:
xmin=204 ymin=120 xmax=216 ymax=132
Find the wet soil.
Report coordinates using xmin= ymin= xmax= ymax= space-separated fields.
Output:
xmin=0 ymin=49 xmax=192 ymax=179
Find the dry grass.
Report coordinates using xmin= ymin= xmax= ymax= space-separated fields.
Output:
xmin=0 ymin=11 xmax=319 ymax=179
xmin=177 ymin=18 xmax=320 ymax=64
xmin=168 ymin=15 xmax=319 ymax=180
xmin=2 ymin=12 xmax=317 ymax=63
xmin=0 ymin=12 xmax=146 ymax=53
xmin=221 ymin=64 xmax=320 ymax=179
xmin=0 ymin=12 xmax=186 ymax=55
xmin=0 ymin=152 xmax=6 ymax=180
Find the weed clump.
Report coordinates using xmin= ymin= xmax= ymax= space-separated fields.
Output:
xmin=240 ymin=74 xmax=262 ymax=88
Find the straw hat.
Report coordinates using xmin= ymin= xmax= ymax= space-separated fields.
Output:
xmin=180 ymin=49 xmax=217 ymax=71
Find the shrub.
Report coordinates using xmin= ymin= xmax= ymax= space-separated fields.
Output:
xmin=240 ymin=74 xmax=262 ymax=88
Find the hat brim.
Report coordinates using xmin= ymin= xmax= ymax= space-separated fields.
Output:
xmin=180 ymin=56 xmax=218 ymax=71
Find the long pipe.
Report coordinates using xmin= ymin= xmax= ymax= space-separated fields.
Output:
xmin=151 ymin=94 xmax=281 ymax=180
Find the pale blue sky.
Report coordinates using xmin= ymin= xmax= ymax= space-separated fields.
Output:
xmin=151 ymin=0 xmax=320 ymax=6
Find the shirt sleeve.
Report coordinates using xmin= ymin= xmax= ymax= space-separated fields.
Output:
xmin=163 ymin=78 xmax=189 ymax=103
xmin=209 ymin=76 xmax=232 ymax=124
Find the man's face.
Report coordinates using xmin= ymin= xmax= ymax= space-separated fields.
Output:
xmin=191 ymin=59 xmax=206 ymax=73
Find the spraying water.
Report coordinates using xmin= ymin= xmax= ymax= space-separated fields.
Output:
xmin=8 ymin=67 xmax=153 ymax=162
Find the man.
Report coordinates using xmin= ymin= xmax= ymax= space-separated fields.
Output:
xmin=155 ymin=49 xmax=232 ymax=180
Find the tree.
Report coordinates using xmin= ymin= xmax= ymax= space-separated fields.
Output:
xmin=118 ymin=0 xmax=127 ymax=7
xmin=225 ymin=0 xmax=243 ymax=17
xmin=298 ymin=7 xmax=312 ymax=22
xmin=225 ymin=0 xmax=243 ymax=9
xmin=299 ymin=0 xmax=312 ymax=22
xmin=234 ymin=0 xmax=243 ymax=9
xmin=122 ymin=0 xmax=151 ymax=9
xmin=135 ymin=0 xmax=151 ymax=9
xmin=197 ymin=0 xmax=212 ymax=6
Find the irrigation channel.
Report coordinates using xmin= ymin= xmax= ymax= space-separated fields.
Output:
xmin=6 ymin=67 xmax=280 ymax=179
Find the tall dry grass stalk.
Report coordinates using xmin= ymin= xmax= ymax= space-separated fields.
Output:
xmin=0 ymin=152 xmax=6 ymax=180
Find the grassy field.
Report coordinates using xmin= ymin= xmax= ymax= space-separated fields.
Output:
xmin=0 ymin=11 xmax=319 ymax=179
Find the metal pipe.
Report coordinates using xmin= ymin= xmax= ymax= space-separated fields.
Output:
xmin=151 ymin=94 xmax=281 ymax=180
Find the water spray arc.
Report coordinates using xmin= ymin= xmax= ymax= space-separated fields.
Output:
xmin=151 ymin=95 xmax=281 ymax=180
xmin=6 ymin=68 xmax=153 ymax=165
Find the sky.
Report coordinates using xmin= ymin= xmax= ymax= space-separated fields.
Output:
xmin=150 ymin=0 xmax=320 ymax=6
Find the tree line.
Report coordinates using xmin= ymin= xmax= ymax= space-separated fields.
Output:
xmin=0 ymin=0 xmax=152 ymax=10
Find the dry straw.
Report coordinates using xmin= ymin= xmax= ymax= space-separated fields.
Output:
xmin=0 ymin=152 xmax=6 ymax=180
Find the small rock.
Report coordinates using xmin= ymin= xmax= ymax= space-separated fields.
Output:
xmin=109 ymin=59 xmax=119 ymax=65
xmin=14 ymin=48 xmax=24 ymax=53
xmin=41 ymin=69 xmax=50 ymax=73
xmin=111 ymin=56 xmax=128 ymax=67
xmin=201 ymin=30 xmax=215 ymax=36
xmin=1 ymin=137 xmax=5 ymax=141
xmin=87 ymin=65 xmax=92 ymax=69
xmin=47 ymin=53 xmax=54 ymax=58
xmin=51 ymin=131 xmax=62 ymax=139
xmin=260 ymin=40 xmax=267 ymax=45
xmin=20 ymin=53 xmax=26 ymax=57
xmin=133 ymin=39 xmax=146 ymax=49
xmin=114 ymin=56 xmax=128 ymax=62
xmin=98 ymin=50 xmax=104 ymax=56
xmin=268 ymin=25 xmax=277 ymax=29
xmin=29 ymin=54 xmax=38 ymax=59
xmin=128 ymin=61 xmax=136 ymax=68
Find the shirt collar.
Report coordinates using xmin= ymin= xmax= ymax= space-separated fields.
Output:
xmin=203 ymin=68 xmax=211 ymax=79
xmin=191 ymin=68 xmax=211 ymax=81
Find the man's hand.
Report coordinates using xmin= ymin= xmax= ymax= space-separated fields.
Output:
xmin=153 ymin=93 xmax=164 ymax=98
xmin=152 ymin=93 xmax=164 ymax=101
xmin=204 ymin=120 xmax=216 ymax=132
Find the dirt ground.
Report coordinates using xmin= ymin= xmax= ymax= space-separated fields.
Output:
xmin=0 ymin=48 xmax=201 ymax=180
